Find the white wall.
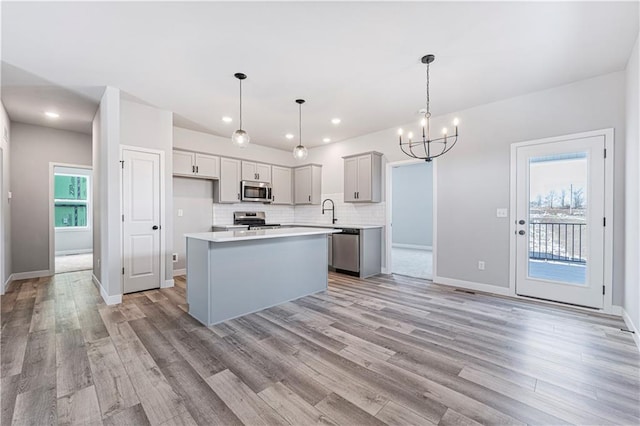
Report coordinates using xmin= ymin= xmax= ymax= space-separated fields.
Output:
xmin=10 ymin=123 xmax=91 ymax=274
xmin=0 ymin=101 xmax=11 ymax=291
xmin=120 ymin=98 xmax=173 ymax=285
xmin=624 ymin=34 xmax=639 ymax=334
xmin=392 ymin=162 xmax=433 ymax=247
xmin=306 ymin=71 xmax=626 ymax=305
xmin=54 ymin=166 xmax=93 ymax=255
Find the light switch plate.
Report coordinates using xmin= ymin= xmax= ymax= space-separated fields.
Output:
xmin=496 ymin=208 xmax=508 ymax=218
xmin=177 ymin=209 xmax=183 ymax=217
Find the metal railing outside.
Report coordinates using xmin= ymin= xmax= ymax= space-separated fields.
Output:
xmin=529 ymin=222 xmax=587 ymax=264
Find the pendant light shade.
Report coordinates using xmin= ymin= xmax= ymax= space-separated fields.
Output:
xmin=292 ymin=99 xmax=308 ymax=160
xmin=232 ymin=73 xmax=250 ymax=148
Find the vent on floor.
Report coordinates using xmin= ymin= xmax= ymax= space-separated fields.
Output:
xmin=454 ymin=289 xmax=476 ymax=295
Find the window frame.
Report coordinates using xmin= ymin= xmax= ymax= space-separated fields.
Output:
xmin=54 ymin=173 xmax=91 ymax=232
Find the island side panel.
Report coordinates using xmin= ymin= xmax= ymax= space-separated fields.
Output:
xmin=360 ymin=227 xmax=382 ymax=278
xmin=186 ymin=237 xmax=211 ymax=325
xmin=208 ymin=234 xmax=328 ymax=325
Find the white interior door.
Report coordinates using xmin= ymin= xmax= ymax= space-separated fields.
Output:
xmin=123 ymin=149 xmax=161 ymax=293
xmin=515 ymin=135 xmax=605 ymax=308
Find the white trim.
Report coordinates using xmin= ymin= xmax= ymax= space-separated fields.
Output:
xmin=509 ymin=128 xmax=614 ymax=313
xmin=92 ymin=273 xmax=122 ymax=305
xmin=162 ymin=279 xmax=175 ymax=288
xmin=173 ymin=268 xmax=186 ymax=277
xmin=120 ymin=145 xmax=166 ymax=294
xmin=12 ymin=270 xmax=52 ymax=280
xmin=392 ymin=243 xmax=432 ymax=251
xmin=2 ymin=274 xmax=13 ymax=295
xmin=433 ymin=275 xmax=511 ymax=296
xmin=622 ymin=308 xmax=640 ymax=351
xmin=55 ymin=249 xmax=93 ymax=256
xmin=385 ymin=158 xmax=437 ymax=277
xmin=49 ymin=162 xmax=93 ymax=276
xmin=610 ymin=305 xmax=623 ymax=316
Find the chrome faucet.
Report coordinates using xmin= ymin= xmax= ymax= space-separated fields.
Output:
xmin=321 ymin=199 xmax=337 ymax=224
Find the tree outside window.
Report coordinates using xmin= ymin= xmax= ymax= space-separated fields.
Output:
xmin=54 ymin=174 xmax=89 ymax=228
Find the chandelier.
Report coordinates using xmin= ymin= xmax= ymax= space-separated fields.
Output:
xmin=398 ymin=54 xmax=459 ymax=162
xmin=231 ymin=73 xmax=250 ymax=148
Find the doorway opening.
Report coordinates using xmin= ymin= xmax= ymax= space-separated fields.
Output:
xmin=50 ymin=164 xmax=93 ymax=274
xmin=386 ymin=160 xmax=435 ymax=279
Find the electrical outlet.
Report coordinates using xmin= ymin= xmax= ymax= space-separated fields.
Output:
xmin=478 ymin=261 xmax=485 ymax=270
xmin=496 ymin=208 xmax=508 ymax=218
xmin=177 ymin=209 xmax=183 ymax=217
xmin=172 ymin=253 xmax=178 ymax=262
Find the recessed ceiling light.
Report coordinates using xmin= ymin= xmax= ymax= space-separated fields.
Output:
xmin=323 ymin=137 xmax=331 ymax=143
xmin=45 ymin=111 xmax=59 ymax=119
xmin=331 ymin=118 xmax=341 ymax=125
xmin=285 ymin=133 xmax=294 ymax=139
xmin=222 ymin=116 xmax=232 ymax=123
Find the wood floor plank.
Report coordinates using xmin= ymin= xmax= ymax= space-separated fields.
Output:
xmin=102 ymin=403 xmax=150 ymax=426
xmin=1 ymin=374 xmax=20 ymax=426
xmin=18 ymin=329 xmax=56 ymax=393
xmin=0 ymin=321 xmax=30 ymax=378
xmin=57 ymin=384 xmax=102 ymax=425
xmin=12 ymin=384 xmax=57 ymax=425
xmin=259 ymin=381 xmax=338 ymax=425
xmin=86 ymin=336 xmax=139 ymax=418
xmin=206 ymin=369 xmax=289 ymax=425
xmin=438 ymin=408 xmax=484 ymax=426
xmin=315 ymin=392 xmax=387 ymax=426
xmin=56 ymin=329 xmax=93 ymax=398
xmin=29 ymin=299 xmax=55 ymax=332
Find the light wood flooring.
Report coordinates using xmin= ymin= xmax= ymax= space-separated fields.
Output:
xmin=1 ymin=270 xmax=639 ymax=425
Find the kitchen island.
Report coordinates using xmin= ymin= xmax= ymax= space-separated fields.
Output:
xmin=185 ymin=227 xmax=339 ymax=326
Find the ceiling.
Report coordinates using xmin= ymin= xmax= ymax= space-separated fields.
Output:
xmin=2 ymin=1 xmax=638 ymax=148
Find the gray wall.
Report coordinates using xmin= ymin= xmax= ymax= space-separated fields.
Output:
xmin=173 ymin=177 xmax=214 ymax=272
xmin=54 ymin=166 xmax=93 ymax=255
xmin=392 ymin=162 xmax=432 ymax=247
xmin=1 ymin=102 xmax=11 ymax=290
xmin=624 ymin=33 xmax=639 ymax=333
xmin=10 ymin=122 xmax=91 ymax=274
xmin=306 ymin=71 xmax=627 ymax=306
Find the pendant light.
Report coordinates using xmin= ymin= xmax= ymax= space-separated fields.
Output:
xmin=292 ymin=99 xmax=308 ymax=160
xmin=231 ymin=73 xmax=250 ymax=148
xmin=398 ymin=54 xmax=460 ymax=162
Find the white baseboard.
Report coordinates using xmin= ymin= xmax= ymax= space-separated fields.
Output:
xmin=173 ymin=268 xmax=186 ymax=277
xmin=162 ymin=279 xmax=175 ymax=288
xmin=2 ymin=273 xmax=13 ymax=295
xmin=55 ymin=249 xmax=93 ymax=256
xmin=92 ymin=273 xmax=122 ymax=305
xmin=610 ymin=305 xmax=623 ymax=316
xmin=12 ymin=269 xmax=53 ymax=280
xmin=622 ymin=308 xmax=640 ymax=351
xmin=433 ymin=275 xmax=511 ymax=296
xmin=392 ymin=243 xmax=432 ymax=251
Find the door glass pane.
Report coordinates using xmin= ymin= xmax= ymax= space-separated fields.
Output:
xmin=528 ymin=152 xmax=587 ymax=285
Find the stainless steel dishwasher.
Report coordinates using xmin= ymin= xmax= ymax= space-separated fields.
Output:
xmin=332 ymin=228 xmax=360 ymax=274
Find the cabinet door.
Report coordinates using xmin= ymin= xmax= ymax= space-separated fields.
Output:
xmin=343 ymin=157 xmax=358 ymax=202
xmin=173 ymin=151 xmax=195 ymax=176
xmin=294 ymin=166 xmax=311 ymax=204
xmin=256 ymin=163 xmax=271 ymax=183
xmin=271 ymin=166 xmax=292 ymax=205
xmin=356 ymin=154 xmax=372 ymax=201
xmin=195 ymin=153 xmax=220 ymax=179
xmin=241 ymin=161 xmax=257 ymax=181
xmin=219 ymin=158 xmax=241 ymax=203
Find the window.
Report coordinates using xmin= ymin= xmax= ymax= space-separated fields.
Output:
xmin=54 ymin=174 xmax=89 ymax=228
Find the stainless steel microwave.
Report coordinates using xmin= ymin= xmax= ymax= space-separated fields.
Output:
xmin=241 ymin=180 xmax=272 ymax=203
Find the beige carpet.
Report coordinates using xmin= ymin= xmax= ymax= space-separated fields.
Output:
xmin=55 ymin=253 xmax=93 ymax=273
xmin=391 ymin=247 xmax=433 ymax=279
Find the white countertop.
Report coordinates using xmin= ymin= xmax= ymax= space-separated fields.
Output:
xmin=282 ymin=223 xmax=384 ymax=230
xmin=186 ymin=227 xmax=340 ymax=243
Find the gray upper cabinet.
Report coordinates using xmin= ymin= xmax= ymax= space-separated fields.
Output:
xmin=294 ymin=164 xmax=322 ymax=205
xmin=213 ymin=157 xmax=241 ymax=203
xmin=271 ymin=165 xmax=293 ymax=205
xmin=343 ymin=152 xmax=382 ymax=203
xmin=173 ymin=150 xmax=220 ymax=179
xmin=241 ymin=161 xmax=271 ymax=183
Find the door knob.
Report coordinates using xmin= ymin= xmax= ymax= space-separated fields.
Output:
xmin=152 ymin=225 xmax=159 ymax=230
xmin=518 ymin=219 xmax=526 ymax=225
xmin=518 ymin=230 xmax=525 ymax=235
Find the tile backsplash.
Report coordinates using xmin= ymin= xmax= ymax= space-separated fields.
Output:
xmin=212 ymin=192 xmax=386 ymax=226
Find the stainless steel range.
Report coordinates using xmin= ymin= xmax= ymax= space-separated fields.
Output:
xmin=233 ymin=211 xmax=280 ymax=230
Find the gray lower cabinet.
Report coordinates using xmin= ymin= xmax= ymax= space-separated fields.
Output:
xmin=331 ymin=227 xmax=382 ymax=278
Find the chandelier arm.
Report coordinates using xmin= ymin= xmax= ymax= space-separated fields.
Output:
xmin=399 ymin=141 xmax=418 ymax=158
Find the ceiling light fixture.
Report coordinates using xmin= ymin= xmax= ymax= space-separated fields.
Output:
xmin=292 ymin=99 xmax=308 ymax=160
xmin=231 ymin=73 xmax=250 ymax=148
xmin=285 ymin=133 xmax=294 ymax=140
xmin=323 ymin=138 xmax=331 ymax=143
xmin=398 ymin=54 xmax=459 ymax=162
xmin=331 ymin=118 xmax=341 ymax=125
xmin=222 ymin=116 xmax=232 ymax=123
xmin=45 ymin=111 xmax=59 ymax=119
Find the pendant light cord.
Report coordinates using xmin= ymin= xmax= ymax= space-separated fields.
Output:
xmin=298 ymin=102 xmax=302 ymax=147
xmin=239 ymin=78 xmax=243 ymax=130
xmin=425 ymin=62 xmax=431 ymax=140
